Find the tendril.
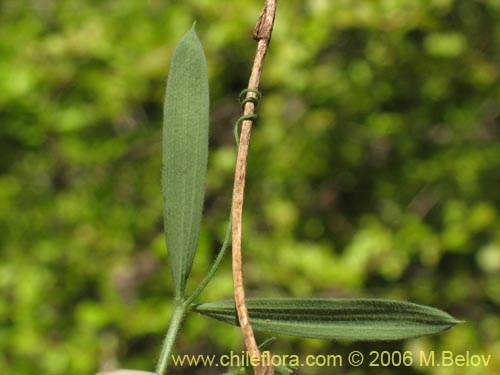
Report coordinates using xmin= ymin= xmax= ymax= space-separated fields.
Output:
xmin=234 ymin=88 xmax=262 ymax=145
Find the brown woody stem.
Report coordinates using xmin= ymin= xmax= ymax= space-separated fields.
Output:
xmin=231 ymin=1 xmax=277 ymax=375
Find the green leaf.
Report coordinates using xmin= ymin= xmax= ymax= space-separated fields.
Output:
xmin=163 ymin=24 xmax=209 ymax=299
xmin=195 ymin=298 xmax=461 ymax=341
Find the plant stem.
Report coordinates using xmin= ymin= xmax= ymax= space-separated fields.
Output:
xmin=185 ymin=217 xmax=232 ymax=306
xmin=231 ymin=1 xmax=277 ymax=375
xmin=156 ymin=219 xmax=230 ymax=374
xmin=155 ymin=301 xmax=187 ymax=375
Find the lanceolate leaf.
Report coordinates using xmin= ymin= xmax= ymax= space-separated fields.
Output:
xmin=195 ymin=298 xmax=461 ymax=341
xmin=163 ymin=25 xmax=209 ymax=299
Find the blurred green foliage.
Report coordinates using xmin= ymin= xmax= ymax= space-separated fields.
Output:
xmin=1 ymin=0 xmax=499 ymax=374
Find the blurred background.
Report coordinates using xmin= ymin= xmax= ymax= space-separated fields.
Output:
xmin=1 ymin=0 xmax=499 ymax=374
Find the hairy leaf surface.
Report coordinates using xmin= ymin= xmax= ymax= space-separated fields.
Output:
xmin=163 ymin=25 xmax=209 ymax=299
xmin=195 ymin=298 xmax=461 ymax=341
